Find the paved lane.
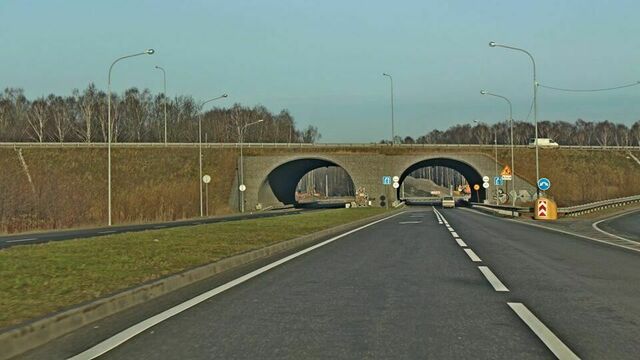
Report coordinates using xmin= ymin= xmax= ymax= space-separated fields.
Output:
xmin=595 ymin=209 xmax=640 ymax=242
xmin=30 ymin=207 xmax=640 ymax=359
xmin=70 ymin=209 xmax=550 ymax=359
xmin=442 ymin=208 xmax=640 ymax=358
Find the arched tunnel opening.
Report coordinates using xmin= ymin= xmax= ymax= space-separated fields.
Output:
xmin=258 ymin=159 xmax=355 ymax=208
xmin=397 ymin=158 xmax=486 ymax=204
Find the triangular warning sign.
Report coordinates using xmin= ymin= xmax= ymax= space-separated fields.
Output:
xmin=501 ymin=165 xmax=512 ymax=176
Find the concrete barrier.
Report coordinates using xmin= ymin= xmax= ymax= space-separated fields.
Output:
xmin=0 ymin=209 xmax=402 ymax=360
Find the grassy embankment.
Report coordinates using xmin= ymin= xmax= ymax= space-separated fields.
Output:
xmin=0 ymin=147 xmax=237 ymax=233
xmin=0 ymin=207 xmax=387 ymax=329
xmin=1 ymin=146 xmax=639 ymax=234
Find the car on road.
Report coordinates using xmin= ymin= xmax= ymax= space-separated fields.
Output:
xmin=441 ymin=196 xmax=455 ymax=208
xmin=528 ymin=138 xmax=559 ymax=148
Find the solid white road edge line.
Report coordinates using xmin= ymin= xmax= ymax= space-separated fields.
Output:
xmin=478 ymin=266 xmax=509 ymax=292
xmin=97 ymin=230 xmax=116 ymax=234
xmin=591 ymin=210 xmax=640 ymax=242
xmin=68 ymin=211 xmax=406 ymax=360
xmin=463 ymin=248 xmax=482 ymax=262
xmin=432 ymin=208 xmax=444 ymax=224
xmin=459 ymin=207 xmax=640 ymax=254
xmin=399 ymin=221 xmax=421 ymax=224
xmin=6 ymin=238 xmax=38 ymax=243
xmin=507 ymin=303 xmax=580 ymax=360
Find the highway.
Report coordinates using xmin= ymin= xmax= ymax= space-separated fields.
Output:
xmin=0 ymin=208 xmax=309 ymax=249
xmin=24 ymin=207 xmax=640 ymax=359
xmin=595 ymin=209 xmax=640 ymax=242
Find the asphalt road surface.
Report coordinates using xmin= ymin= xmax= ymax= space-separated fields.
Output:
xmin=0 ymin=208 xmax=308 ymax=249
xmin=22 ymin=207 xmax=640 ymax=359
xmin=596 ymin=209 xmax=640 ymax=242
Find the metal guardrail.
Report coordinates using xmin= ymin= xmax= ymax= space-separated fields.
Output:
xmin=558 ymin=195 xmax=640 ymax=216
xmin=0 ymin=142 xmax=639 ymax=150
xmin=470 ymin=195 xmax=640 ymax=217
xmin=469 ymin=202 xmax=530 ymax=213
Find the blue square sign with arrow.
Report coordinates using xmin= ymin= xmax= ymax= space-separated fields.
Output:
xmin=494 ymin=176 xmax=504 ymax=186
xmin=382 ymin=176 xmax=392 ymax=185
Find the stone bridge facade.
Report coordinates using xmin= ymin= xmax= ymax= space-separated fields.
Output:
xmin=232 ymin=150 xmax=536 ymax=210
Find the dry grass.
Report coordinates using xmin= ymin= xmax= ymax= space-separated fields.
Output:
xmin=0 ymin=207 xmax=387 ymax=329
xmin=2 ymin=146 xmax=639 ymax=233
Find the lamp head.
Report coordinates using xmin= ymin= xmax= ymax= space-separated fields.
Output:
xmin=222 ymin=94 xmax=228 ymax=98
xmin=382 ymin=73 xmax=389 ymax=76
xmin=489 ymin=41 xmax=496 ymax=47
xmin=257 ymin=119 xmax=264 ymax=123
xmin=480 ymin=90 xmax=487 ymax=95
xmin=146 ymin=49 xmax=155 ymax=55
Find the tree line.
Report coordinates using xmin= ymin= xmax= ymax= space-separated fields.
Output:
xmin=393 ymin=119 xmax=640 ymax=146
xmin=0 ymin=85 xmax=322 ymax=143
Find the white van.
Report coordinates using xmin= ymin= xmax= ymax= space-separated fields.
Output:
xmin=528 ymin=138 xmax=559 ymax=148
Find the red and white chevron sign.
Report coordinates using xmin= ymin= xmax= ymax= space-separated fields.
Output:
xmin=538 ymin=200 xmax=548 ymax=217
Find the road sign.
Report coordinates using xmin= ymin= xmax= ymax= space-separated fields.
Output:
xmin=382 ymin=176 xmax=392 ymax=185
xmin=494 ymin=176 xmax=503 ymax=186
xmin=473 ymin=184 xmax=480 ymax=191
xmin=202 ymin=175 xmax=211 ymax=184
xmin=482 ymin=182 xmax=490 ymax=189
xmin=538 ymin=199 xmax=548 ymax=217
xmin=482 ymin=176 xmax=490 ymax=183
xmin=537 ymin=177 xmax=551 ymax=191
xmin=239 ymin=184 xmax=247 ymax=192
xmin=500 ymin=165 xmax=512 ymax=181
xmin=392 ymin=176 xmax=400 ymax=183
xmin=392 ymin=182 xmax=400 ymax=189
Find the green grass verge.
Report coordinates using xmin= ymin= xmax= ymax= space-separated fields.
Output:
xmin=0 ymin=208 xmax=388 ymax=329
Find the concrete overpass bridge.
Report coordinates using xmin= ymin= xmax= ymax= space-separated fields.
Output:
xmin=237 ymin=147 xmax=537 ymax=210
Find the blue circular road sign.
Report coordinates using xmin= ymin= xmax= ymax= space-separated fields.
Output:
xmin=537 ymin=177 xmax=551 ymax=191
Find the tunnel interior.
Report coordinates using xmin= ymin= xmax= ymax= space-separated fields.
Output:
xmin=397 ymin=158 xmax=486 ymax=202
xmin=259 ymin=159 xmax=355 ymax=206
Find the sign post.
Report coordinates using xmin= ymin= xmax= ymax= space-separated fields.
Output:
xmin=202 ymin=175 xmax=211 ymax=216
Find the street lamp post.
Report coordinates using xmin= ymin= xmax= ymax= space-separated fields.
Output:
xmin=155 ymin=66 xmax=167 ymax=145
xmin=480 ymin=90 xmax=516 ymax=207
xmin=489 ymin=41 xmax=540 ymax=197
xmin=238 ymin=119 xmax=264 ymax=213
xmin=473 ymin=119 xmax=499 ymax=204
xmin=198 ymin=94 xmax=228 ymax=217
xmin=107 ymin=49 xmax=154 ymax=226
xmin=382 ymin=73 xmax=395 ymax=145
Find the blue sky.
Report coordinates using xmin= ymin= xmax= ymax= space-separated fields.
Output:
xmin=1 ymin=0 xmax=638 ymax=142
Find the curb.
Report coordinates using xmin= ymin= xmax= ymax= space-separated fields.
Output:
xmin=0 ymin=209 xmax=401 ymax=360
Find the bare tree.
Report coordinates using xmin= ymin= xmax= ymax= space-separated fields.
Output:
xmin=26 ymin=98 xmax=48 ymax=142
xmin=49 ymin=95 xmax=74 ymax=142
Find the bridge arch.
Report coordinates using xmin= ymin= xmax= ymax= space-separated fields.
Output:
xmin=257 ymin=157 xmax=356 ymax=207
xmin=397 ymin=157 xmax=486 ymax=202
